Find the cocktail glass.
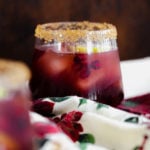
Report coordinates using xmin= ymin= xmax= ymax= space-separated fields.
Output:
xmin=30 ymin=21 xmax=124 ymax=106
xmin=0 ymin=59 xmax=33 ymax=150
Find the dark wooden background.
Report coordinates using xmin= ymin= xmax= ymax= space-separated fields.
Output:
xmin=0 ymin=0 xmax=150 ymax=66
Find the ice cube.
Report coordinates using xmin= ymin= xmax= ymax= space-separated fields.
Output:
xmin=37 ymin=50 xmax=72 ymax=76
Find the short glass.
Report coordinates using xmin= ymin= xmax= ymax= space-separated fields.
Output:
xmin=0 ymin=59 xmax=33 ymax=150
xmin=30 ymin=22 xmax=124 ymax=106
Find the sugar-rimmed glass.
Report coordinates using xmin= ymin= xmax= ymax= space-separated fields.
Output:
xmin=30 ymin=21 xmax=124 ymax=106
xmin=0 ymin=59 xmax=33 ymax=150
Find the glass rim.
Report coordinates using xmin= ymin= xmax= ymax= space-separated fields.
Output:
xmin=35 ymin=21 xmax=117 ymax=42
xmin=0 ymin=59 xmax=31 ymax=90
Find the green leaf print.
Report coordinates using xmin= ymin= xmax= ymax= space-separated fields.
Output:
xmin=133 ymin=146 xmax=141 ymax=150
xmin=123 ymin=100 xmax=139 ymax=107
xmin=96 ymin=103 xmax=108 ymax=110
xmin=50 ymin=96 xmax=70 ymax=102
xmin=79 ymin=133 xmax=95 ymax=144
xmin=78 ymin=98 xmax=87 ymax=107
xmin=125 ymin=117 xmax=139 ymax=124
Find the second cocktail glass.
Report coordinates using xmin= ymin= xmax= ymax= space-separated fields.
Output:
xmin=0 ymin=59 xmax=33 ymax=150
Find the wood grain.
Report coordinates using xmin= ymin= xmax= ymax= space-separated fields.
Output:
xmin=0 ymin=0 xmax=150 ymax=66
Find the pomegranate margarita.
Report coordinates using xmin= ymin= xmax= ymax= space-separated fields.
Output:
xmin=30 ymin=22 xmax=124 ymax=106
xmin=0 ymin=59 xmax=33 ymax=150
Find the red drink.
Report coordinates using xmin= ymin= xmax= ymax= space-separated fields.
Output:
xmin=0 ymin=59 xmax=33 ymax=150
xmin=30 ymin=22 xmax=124 ymax=106
xmin=0 ymin=91 xmax=33 ymax=150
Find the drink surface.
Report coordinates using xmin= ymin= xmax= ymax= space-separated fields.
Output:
xmin=30 ymin=44 xmax=123 ymax=106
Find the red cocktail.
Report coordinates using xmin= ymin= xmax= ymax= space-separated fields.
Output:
xmin=30 ymin=22 xmax=124 ymax=106
xmin=0 ymin=59 xmax=33 ymax=150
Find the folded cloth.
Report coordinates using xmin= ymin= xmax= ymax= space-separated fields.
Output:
xmin=119 ymin=57 xmax=150 ymax=116
xmin=30 ymin=110 xmax=108 ymax=150
xmin=30 ymin=112 xmax=80 ymax=150
xmin=121 ymin=57 xmax=150 ymax=99
xmin=30 ymin=57 xmax=150 ymax=150
xmin=31 ymin=96 xmax=150 ymax=150
xmin=118 ymin=93 xmax=150 ymax=115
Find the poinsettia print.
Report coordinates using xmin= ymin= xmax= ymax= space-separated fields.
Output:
xmin=32 ymin=99 xmax=55 ymax=117
xmin=53 ymin=111 xmax=83 ymax=142
xmin=33 ymin=122 xmax=61 ymax=138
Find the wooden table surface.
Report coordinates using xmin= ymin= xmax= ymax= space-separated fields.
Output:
xmin=0 ymin=0 xmax=150 ymax=66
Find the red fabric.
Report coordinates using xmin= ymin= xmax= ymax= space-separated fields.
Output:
xmin=118 ymin=93 xmax=150 ymax=116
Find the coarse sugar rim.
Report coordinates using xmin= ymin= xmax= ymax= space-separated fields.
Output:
xmin=0 ymin=58 xmax=31 ymax=89
xmin=35 ymin=21 xmax=117 ymax=42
